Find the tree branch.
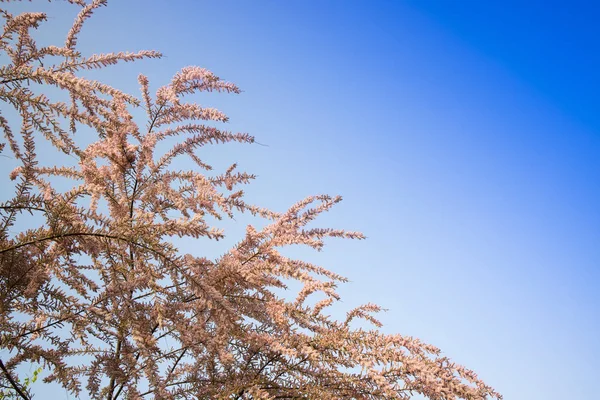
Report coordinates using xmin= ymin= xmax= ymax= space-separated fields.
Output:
xmin=0 ymin=359 xmax=30 ymax=400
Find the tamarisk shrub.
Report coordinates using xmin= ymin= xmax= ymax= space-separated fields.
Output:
xmin=0 ymin=1 xmax=501 ymax=399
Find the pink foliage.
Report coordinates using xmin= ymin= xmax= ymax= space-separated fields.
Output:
xmin=0 ymin=2 xmax=501 ymax=399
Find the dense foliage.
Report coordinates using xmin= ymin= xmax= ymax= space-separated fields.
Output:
xmin=0 ymin=1 xmax=501 ymax=399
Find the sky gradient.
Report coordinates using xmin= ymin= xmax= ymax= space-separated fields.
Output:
xmin=4 ymin=1 xmax=600 ymax=399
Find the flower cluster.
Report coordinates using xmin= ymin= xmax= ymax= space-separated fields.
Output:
xmin=0 ymin=2 xmax=501 ymax=400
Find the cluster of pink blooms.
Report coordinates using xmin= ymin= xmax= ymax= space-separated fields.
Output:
xmin=0 ymin=1 xmax=501 ymax=399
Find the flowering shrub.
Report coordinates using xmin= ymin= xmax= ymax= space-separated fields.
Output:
xmin=0 ymin=1 xmax=501 ymax=399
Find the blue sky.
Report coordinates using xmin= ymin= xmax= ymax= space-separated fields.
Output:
xmin=4 ymin=1 xmax=600 ymax=399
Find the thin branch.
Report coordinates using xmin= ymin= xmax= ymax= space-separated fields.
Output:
xmin=0 ymin=231 xmax=158 ymax=256
xmin=0 ymin=359 xmax=30 ymax=400
xmin=0 ymin=205 xmax=47 ymax=214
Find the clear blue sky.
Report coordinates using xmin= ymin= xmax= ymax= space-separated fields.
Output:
xmin=5 ymin=1 xmax=600 ymax=399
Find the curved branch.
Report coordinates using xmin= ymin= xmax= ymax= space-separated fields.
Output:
xmin=0 ymin=231 xmax=153 ymax=255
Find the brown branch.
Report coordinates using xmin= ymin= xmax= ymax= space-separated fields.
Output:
xmin=0 ymin=205 xmax=47 ymax=214
xmin=0 ymin=359 xmax=30 ymax=400
xmin=6 ymin=295 xmax=108 ymax=343
xmin=0 ymin=76 xmax=28 ymax=85
xmin=107 ymin=338 xmax=122 ymax=400
xmin=0 ymin=232 xmax=137 ymax=255
xmin=139 ymin=379 xmax=200 ymax=397
xmin=165 ymin=348 xmax=187 ymax=383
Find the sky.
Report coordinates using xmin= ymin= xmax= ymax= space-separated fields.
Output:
xmin=3 ymin=1 xmax=600 ymax=399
